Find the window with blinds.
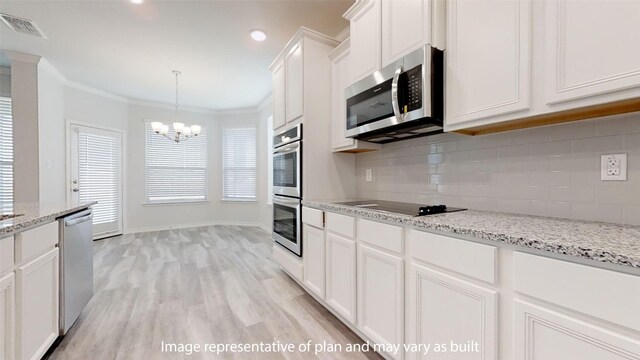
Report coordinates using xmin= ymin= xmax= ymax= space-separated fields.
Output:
xmin=145 ymin=124 xmax=207 ymax=203
xmin=222 ymin=126 xmax=257 ymax=201
xmin=77 ymin=130 xmax=121 ymax=234
xmin=0 ymin=97 xmax=12 ymax=213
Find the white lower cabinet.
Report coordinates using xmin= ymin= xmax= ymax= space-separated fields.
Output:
xmin=303 ymin=224 xmax=325 ymax=299
xmin=358 ymin=243 xmax=404 ymax=359
xmin=325 ymin=232 xmax=356 ymax=324
xmin=16 ymin=248 xmax=59 ymax=360
xmin=1 ymin=273 xmax=15 ymax=360
xmin=406 ymin=262 xmax=498 ymax=360
xmin=514 ymin=300 xmax=640 ymax=360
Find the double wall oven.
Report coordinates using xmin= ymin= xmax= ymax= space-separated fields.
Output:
xmin=272 ymin=124 xmax=302 ymax=257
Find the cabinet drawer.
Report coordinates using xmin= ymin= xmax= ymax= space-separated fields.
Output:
xmin=514 ymin=252 xmax=640 ymax=332
xmin=358 ymin=219 xmax=403 ymax=254
xmin=0 ymin=236 xmax=13 ymax=275
xmin=15 ymin=222 xmax=59 ymax=264
xmin=302 ymin=207 xmax=324 ymax=229
xmin=325 ymin=212 xmax=355 ymax=239
xmin=409 ymin=230 xmax=497 ymax=284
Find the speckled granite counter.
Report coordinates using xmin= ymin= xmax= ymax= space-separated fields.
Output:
xmin=304 ymin=200 xmax=640 ymax=270
xmin=0 ymin=202 xmax=97 ymax=238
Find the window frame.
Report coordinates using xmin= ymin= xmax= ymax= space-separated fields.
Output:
xmin=144 ymin=120 xmax=209 ymax=205
xmin=221 ymin=125 xmax=257 ymax=202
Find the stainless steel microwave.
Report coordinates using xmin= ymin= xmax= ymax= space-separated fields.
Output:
xmin=345 ymin=45 xmax=444 ymax=143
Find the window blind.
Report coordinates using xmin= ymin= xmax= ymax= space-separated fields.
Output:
xmin=78 ymin=131 xmax=121 ymax=231
xmin=145 ymin=124 xmax=207 ymax=203
xmin=0 ymin=97 xmax=13 ymax=213
xmin=223 ymin=126 xmax=256 ymax=201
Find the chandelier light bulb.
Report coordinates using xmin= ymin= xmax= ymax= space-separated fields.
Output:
xmin=150 ymin=122 xmax=163 ymax=133
xmin=160 ymin=125 xmax=169 ymax=135
xmin=183 ymin=127 xmax=192 ymax=136
xmin=191 ymin=125 xmax=201 ymax=135
xmin=173 ymin=122 xmax=185 ymax=133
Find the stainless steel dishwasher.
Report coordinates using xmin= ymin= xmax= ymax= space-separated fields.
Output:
xmin=59 ymin=208 xmax=94 ymax=335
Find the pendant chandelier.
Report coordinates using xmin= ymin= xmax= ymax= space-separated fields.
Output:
xmin=150 ymin=70 xmax=201 ymax=143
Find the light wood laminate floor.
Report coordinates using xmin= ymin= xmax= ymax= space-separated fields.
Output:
xmin=48 ymin=226 xmax=383 ymax=360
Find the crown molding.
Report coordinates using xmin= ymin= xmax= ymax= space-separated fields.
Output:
xmin=37 ymin=57 xmax=128 ymax=103
xmin=343 ymin=0 xmax=375 ymax=20
xmin=129 ymin=98 xmax=216 ymax=115
xmin=256 ymin=93 xmax=273 ymax=111
xmin=269 ymin=26 xmax=339 ymax=71
xmin=3 ymin=50 xmax=41 ymax=64
xmin=329 ymin=37 xmax=350 ymax=60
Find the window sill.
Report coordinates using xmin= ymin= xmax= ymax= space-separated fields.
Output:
xmin=143 ymin=200 xmax=210 ymax=206
xmin=221 ymin=198 xmax=257 ymax=204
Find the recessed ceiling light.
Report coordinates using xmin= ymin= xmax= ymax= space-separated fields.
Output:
xmin=130 ymin=0 xmax=144 ymax=4
xmin=250 ymin=29 xmax=267 ymax=42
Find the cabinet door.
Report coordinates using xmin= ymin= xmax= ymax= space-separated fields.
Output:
xmin=349 ymin=0 xmax=382 ymax=84
xmin=514 ymin=300 xmax=640 ymax=360
xmin=16 ymin=248 xmax=58 ymax=360
xmin=544 ymin=0 xmax=640 ymax=105
xmin=331 ymin=43 xmax=355 ymax=150
xmin=381 ymin=0 xmax=431 ymax=66
xmin=325 ymin=232 xmax=356 ymax=324
xmin=303 ymin=224 xmax=325 ymax=299
xmin=358 ymin=243 xmax=403 ymax=359
xmin=272 ymin=60 xmax=286 ymax=130
xmin=446 ymin=0 xmax=531 ymax=127
xmin=406 ymin=263 xmax=497 ymax=360
xmin=285 ymin=40 xmax=304 ymax=122
xmin=0 ymin=273 xmax=15 ymax=360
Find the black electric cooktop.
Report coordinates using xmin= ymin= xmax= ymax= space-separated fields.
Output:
xmin=336 ymin=200 xmax=466 ymax=217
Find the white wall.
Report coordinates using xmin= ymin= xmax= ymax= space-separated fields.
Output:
xmin=37 ymin=62 xmax=66 ymax=203
xmin=0 ymin=66 xmax=10 ymax=97
xmin=64 ymin=87 xmax=128 ymax=131
xmin=8 ymin=53 xmax=40 ymax=203
xmin=257 ymin=100 xmax=273 ymax=232
xmin=125 ymin=104 xmax=267 ymax=232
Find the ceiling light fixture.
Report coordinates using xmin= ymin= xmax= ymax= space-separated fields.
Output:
xmin=130 ymin=0 xmax=144 ymax=4
xmin=250 ymin=29 xmax=267 ymax=42
xmin=150 ymin=70 xmax=201 ymax=143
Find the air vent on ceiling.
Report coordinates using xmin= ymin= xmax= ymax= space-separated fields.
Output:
xmin=0 ymin=13 xmax=46 ymax=38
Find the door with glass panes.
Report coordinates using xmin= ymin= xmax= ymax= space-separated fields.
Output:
xmin=69 ymin=124 xmax=123 ymax=239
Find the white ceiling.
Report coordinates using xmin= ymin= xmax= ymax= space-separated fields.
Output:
xmin=0 ymin=0 xmax=352 ymax=110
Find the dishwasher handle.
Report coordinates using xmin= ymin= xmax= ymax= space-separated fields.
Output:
xmin=64 ymin=209 xmax=93 ymax=227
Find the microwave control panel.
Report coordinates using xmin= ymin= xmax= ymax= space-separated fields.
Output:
xmin=401 ymin=65 xmax=423 ymax=114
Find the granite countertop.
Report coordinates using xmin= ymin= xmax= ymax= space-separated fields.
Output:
xmin=0 ymin=202 xmax=97 ymax=238
xmin=304 ymin=199 xmax=640 ymax=270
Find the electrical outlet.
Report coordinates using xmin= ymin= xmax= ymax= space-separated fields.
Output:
xmin=601 ymin=154 xmax=627 ymax=181
xmin=366 ymin=168 xmax=373 ymax=182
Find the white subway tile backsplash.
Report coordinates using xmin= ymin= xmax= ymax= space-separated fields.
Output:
xmin=355 ymin=115 xmax=640 ymax=225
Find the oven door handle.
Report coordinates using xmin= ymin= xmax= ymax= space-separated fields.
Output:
xmin=273 ymin=141 xmax=300 ymax=155
xmin=391 ymin=66 xmax=404 ymax=124
xmin=273 ymin=195 xmax=301 ymax=206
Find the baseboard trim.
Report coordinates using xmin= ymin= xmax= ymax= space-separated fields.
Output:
xmin=124 ymin=221 xmax=263 ymax=234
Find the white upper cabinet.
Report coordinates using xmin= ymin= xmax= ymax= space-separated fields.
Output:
xmin=330 ymin=39 xmax=354 ymax=150
xmin=543 ymin=0 xmax=640 ymax=105
xmin=345 ymin=0 xmax=382 ymax=84
xmin=285 ymin=40 xmax=304 ymax=122
xmin=272 ymin=60 xmax=286 ymax=130
xmin=381 ymin=0 xmax=439 ymax=66
xmin=329 ymin=38 xmax=381 ymax=153
xmin=445 ymin=0 xmax=532 ymax=128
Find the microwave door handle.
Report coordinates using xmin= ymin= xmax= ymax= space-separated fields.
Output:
xmin=391 ymin=67 xmax=404 ymax=123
